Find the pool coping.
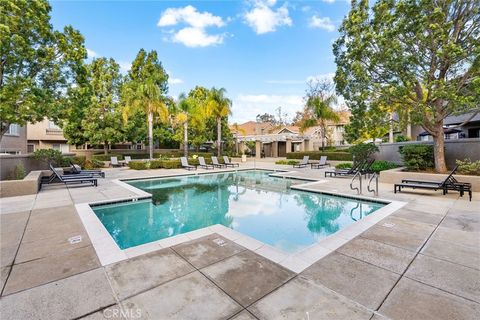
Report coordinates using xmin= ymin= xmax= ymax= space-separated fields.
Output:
xmin=75 ymin=168 xmax=406 ymax=273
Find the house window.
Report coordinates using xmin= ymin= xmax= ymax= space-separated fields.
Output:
xmin=336 ymin=125 xmax=344 ymax=133
xmin=52 ymin=143 xmax=61 ymax=151
xmin=27 ymin=144 xmax=35 ymax=153
xmin=6 ymin=124 xmax=20 ymax=136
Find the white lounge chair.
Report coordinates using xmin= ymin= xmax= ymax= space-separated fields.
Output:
xmin=223 ymin=156 xmax=239 ymax=168
xmin=180 ymin=157 xmax=197 ymax=170
xmin=311 ymin=156 xmax=329 ymax=169
xmin=293 ymin=156 xmax=309 ymax=168
xmin=198 ymin=157 xmax=214 ymax=169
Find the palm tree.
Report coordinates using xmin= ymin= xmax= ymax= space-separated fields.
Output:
xmin=174 ymin=93 xmax=206 ymax=157
xmin=123 ymin=79 xmax=169 ymax=159
xmin=121 ymin=50 xmax=169 ymax=160
xmin=207 ymin=87 xmax=232 ymax=156
xmin=300 ymin=80 xmax=339 ymax=151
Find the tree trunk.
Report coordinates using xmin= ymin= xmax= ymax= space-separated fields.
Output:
xmin=104 ymin=142 xmax=109 ymax=155
xmin=148 ymin=106 xmax=154 ymax=160
xmin=0 ymin=123 xmax=10 ymax=142
xmin=217 ymin=117 xmax=222 ymax=156
xmin=183 ymin=121 xmax=188 ymax=157
xmin=432 ymin=123 xmax=447 ymax=173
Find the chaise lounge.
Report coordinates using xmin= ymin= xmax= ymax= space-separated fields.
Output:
xmin=223 ymin=156 xmax=239 ymax=168
xmin=311 ymin=156 xmax=329 ymax=169
xmin=70 ymin=161 xmax=105 ymax=178
xmin=198 ymin=157 xmax=214 ymax=169
xmin=181 ymin=157 xmax=197 ymax=170
xmin=293 ymin=156 xmax=309 ymax=168
xmin=394 ymin=165 xmax=472 ymax=201
xmin=324 ymin=160 xmax=366 ymax=177
xmin=44 ymin=164 xmax=98 ymax=188
xmin=211 ymin=156 xmax=226 ymax=168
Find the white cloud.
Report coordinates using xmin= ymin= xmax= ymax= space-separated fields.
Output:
xmin=172 ymin=27 xmax=224 ymax=48
xmin=309 ymin=15 xmax=335 ymax=32
xmin=168 ymin=77 xmax=183 ymax=85
xmin=86 ymin=48 xmax=97 ymax=58
xmin=306 ymin=72 xmax=335 ymax=83
xmin=157 ymin=5 xmax=226 ymax=47
xmin=244 ymin=1 xmax=292 ymax=34
xmin=322 ymin=0 xmax=336 ymax=3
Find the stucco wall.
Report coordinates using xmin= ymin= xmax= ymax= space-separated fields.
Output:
xmin=0 ymin=170 xmax=44 ymax=197
xmin=374 ymin=138 xmax=480 ymax=168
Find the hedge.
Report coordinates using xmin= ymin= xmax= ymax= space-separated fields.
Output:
xmin=93 ymin=154 xmax=124 ymax=161
xmin=286 ymin=151 xmax=353 ymax=161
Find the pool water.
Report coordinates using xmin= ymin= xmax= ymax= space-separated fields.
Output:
xmin=93 ymin=170 xmax=384 ymax=252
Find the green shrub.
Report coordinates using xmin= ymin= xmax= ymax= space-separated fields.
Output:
xmin=286 ymin=151 xmax=353 ymax=161
xmin=395 ymin=135 xmax=410 ymax=142
xmin=71 ymin=156 xmax=86 ymax=166
xmin=336 ymin=162 xmax=352 ymax=170
xmin=93 ymin=154 xmax=124 ymax=161
xmin=128 ymin=161 xmax=148 ymax=170
xmin=371 ymin=161 xmax=398 ymax=173
xmin=84 ymin=159 xmax=104 ymax=169
xmin=14 ymin=164 xmax=26 ymax=180
xmin=399 ymin=144 xmax=434 ymax=171
xmin=160 ymin=159 xmax=182 ymax=169
xmin=275 ymin=160 xmax=300 ymax=165
xmin=348 ymin=143 xmax=379 ymax=163
xmin=32 ymin=149 xmax=66 ymax=166
xmin=456 ymin=159 xmax=480 ymax=176
xmin=149 ymin=159 xmax=162 ymax=169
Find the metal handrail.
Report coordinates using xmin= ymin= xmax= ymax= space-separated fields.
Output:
xmin=367 ymin=172 xmax=379 ymax=196
xmin=350 ymin=171 xmax=362 ymax=195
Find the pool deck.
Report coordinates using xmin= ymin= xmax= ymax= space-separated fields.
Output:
xmin=1 ymin=161 xmax=479 ymax=319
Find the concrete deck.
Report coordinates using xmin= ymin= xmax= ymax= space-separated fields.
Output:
xmin=0 ymin=161 xmax=479 ymax=319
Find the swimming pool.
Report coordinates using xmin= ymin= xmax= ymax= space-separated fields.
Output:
xmin=92 ymin=170 xmax=385 ymax=253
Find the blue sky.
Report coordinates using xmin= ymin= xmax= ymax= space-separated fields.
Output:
xmin=50 ymin=0 xmax=351 ymax=123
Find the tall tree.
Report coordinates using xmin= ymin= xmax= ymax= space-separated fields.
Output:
xmin=122 ymin=49 xmax=169 ymax=159
xmin=81 ymin=58 xmax=124 ymax=154
xmin=0 ymin=0 xmax=86 ymax=140
xmin=207 ymin=87 xmax=232 ymax=156
xmin=299 ymin=79 xmax=340 ymax=150
xmin=334 ymin=0 xmax=479 ymax=172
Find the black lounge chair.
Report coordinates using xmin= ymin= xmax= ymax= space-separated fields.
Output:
xmin=394 ymin=165 xmax=472 ymax=201
xmin=311 ymin=156 xmax=329 ymax=169
xmin=325 ymin=160 xmax=366 ymax=178
xmin=211 ymin=156 xmax=226 ymax=168
xmin=360 ymin=159 xmax=376 ymax=175
xmin=180 ymin=157 xmax=197 ymax=170
xmin=293 ymin=156 xmax=309 ymax=168
xmin=198 ymin=157 xmax=214 ymax=169
xmin=70 ymin=162 xmax=105 ymax=178
xmin=45 ymin=164 xmax=97 ymax=188
xmin=223 ymin=156 xmax=239 ymax=168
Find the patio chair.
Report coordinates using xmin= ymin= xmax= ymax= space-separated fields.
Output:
xmin=110 ymin=156 xmax=122 ymax=168
xmin=45 ymin=164 xmax=97 ymax=188
xmin=211 ymin=156 xmax=226 ymax=168
xmin=180 ymin=157 xmax=197 ymax=171
xmin=293 ymin=156 xmax=309 ymax=168
xmin=69 ymin=161 xmax=105 ymax=178
xmin=124 ymin=156 xmax=132 ymax=164
xmin=360 ymin=159 xmax=376 ymax=176
xmin=223 ymin=156 xmax=239 ymax=168
xmin=394 ymin=165 xmax=472 ymax=201
xmin=311 ymin=156 xmax=329 ymax=169
xmin=198 ymin=157 xmax=214 ymax=169
xmin=324 ymin=160 xmax=366 ymax=178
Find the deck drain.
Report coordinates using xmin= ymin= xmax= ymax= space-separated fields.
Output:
xmin=212 ymin=238 xmax=227 ymax=246
xmin=68 ymin=235 xmax=82 ymax=244
xmin=382 ymin=223 xmax=395 ymax=228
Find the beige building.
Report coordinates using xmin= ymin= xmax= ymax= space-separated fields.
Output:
xmin=230 ymin=111 xmax=351 ymax=158
xmin=27 ymin=119 xmax=71 ymax=153
xmin=0 ymin=124 xmax=28 ymax=154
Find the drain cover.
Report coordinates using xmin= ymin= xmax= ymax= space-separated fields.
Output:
xmin=68 ymin=235 xmax=82 ymax=244
xmin=212 ymin=238 xmax=227 ymax=246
